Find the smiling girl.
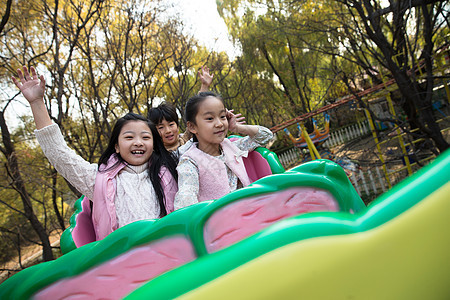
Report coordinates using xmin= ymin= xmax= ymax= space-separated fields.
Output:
xmin=12 ymin=66 xmax=178 ymax=240
xmin=174 ymin=92 xmax=273 ymax=210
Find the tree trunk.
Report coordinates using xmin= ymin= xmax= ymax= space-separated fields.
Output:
xmin=394 ymin=74 xmax=448 ymax=152
xmin=52 ymin=168 xmax=65 ymax=230
xmin=0 ymin=111 xmax=54 ymax=261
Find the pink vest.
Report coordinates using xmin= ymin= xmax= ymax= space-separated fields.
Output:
xmin=88 ymin=155 xmax=177 ymax=240
xmin=182 ymin=139 xmax=251 ymax=202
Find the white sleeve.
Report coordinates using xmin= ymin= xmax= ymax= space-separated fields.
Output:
xmin=233 ymin=126 xmax=274 ymax=151
xmin=177 ymin=139 xmax=194 ymax=157
xmin=35 ymin=124 xmax=98 ymax=199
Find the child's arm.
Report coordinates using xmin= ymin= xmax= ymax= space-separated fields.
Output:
xmin=198 ymin=66 xmax=214 ymax=92
xmin=12 ymin=66 xmax=52 ymax=130
xmin=12 ymin=66 xmax=98 ymax=199
xmin=182 ymin=66 xmax=213 ymax=146
xmin=180 ymin=127 xmax=193 ymax=143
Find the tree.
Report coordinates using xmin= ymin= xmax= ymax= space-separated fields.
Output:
xmin=217 ymin=0 xmax=350 ymax=131
xmin=218 ymin=0 xmax=449 ymax=152
xmin=157 ymin=20 xmax=206 ymax=122
xmin=311 ymin=0 xmax=449 ymax=152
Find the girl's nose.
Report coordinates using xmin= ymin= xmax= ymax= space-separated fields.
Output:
xmin=134 ymin=138 xmax=143 ymax=146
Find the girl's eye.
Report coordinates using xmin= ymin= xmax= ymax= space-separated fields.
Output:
xmin=220 ymin=115 xmax=226 ymax=119
xmin=206 ymin=117 xmax=213 ymax=121
xmin=125 ymin=136 xmax=133 ymax=140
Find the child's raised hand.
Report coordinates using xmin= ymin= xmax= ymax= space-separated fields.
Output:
xmin=198 ymin=66 xmax=214 ymax=90
xmin=12 ymin=66 xmax=46 ymax=104
xmin=12 ymin=66 xmax=51 ymax=129
xmin=226 ymin=109 xmax=246 ymax=133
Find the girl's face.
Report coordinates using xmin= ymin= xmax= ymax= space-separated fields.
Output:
xmin=188 ymin=96 xmax=228 ymax=156
xmin=156 ymin=118 xmax=179 ymax=148
xmin=115 ymin=120 xmax=154 ymax=166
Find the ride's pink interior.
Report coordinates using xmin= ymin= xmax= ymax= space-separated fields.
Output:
xmin=73 ymin=197 xmax=96 ymax=247
xmin=34 ymin=236 xmax=196 ymax=300
xmin=204 ymin=187 xmax=339 ymax=253
xmin=244 ymin=151 xmax=272 ymax=182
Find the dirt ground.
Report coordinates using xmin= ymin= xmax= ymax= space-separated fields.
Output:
xmin=0 ymin=231 xmax=62 ymax=283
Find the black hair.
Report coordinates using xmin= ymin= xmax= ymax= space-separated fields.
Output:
xmin=148 ymin=102 xmax=179 ymax=126
xmin=185 ymin=91 xmax=224 ymax=142
xmin=98 ymin=113 xmax=178 ymax=217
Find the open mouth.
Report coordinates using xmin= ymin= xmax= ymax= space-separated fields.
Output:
xmin=131 ymin=150 xmax=144 ymax=155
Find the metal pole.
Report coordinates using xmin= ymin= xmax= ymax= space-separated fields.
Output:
xmin=364 ymin=108 xmax=391 ymax=188
xmin=300 ymin=122 xmax=321 ymax=160
xmin=385 ymin=93 xmax=413 ymax=175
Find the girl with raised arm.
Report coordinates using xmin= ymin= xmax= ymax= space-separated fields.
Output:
xmin=12 ymin=66 xmax=178 ymax=240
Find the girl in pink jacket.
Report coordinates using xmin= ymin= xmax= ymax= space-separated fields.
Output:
xmin=12 ymin=66 xmax=178 ymax=240
xmin=175 ymin=91 xmax=273 ymax=210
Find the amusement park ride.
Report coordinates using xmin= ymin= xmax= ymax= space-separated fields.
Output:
xmin=284 ymin=115 xmax=330 ymax=150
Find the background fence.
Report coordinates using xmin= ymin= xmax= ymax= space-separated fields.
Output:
xmin=323 ymin=120 xmax=371 ymax=148
xmin=278 ymin=120 xmax=371 ymax=168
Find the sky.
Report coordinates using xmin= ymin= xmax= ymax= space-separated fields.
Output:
xmin=169 ymin=0 xmax=239 ymax=58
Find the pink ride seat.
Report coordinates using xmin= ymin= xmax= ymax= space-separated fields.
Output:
xmin=244 ymin=150 xmax=272 ymax=182
xmin=71 ymin=196 xmax=96 ymax=248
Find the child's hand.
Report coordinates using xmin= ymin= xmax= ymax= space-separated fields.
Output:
xmin=12 ymin=66 xmax=46 ymax=104
xmin=198 ymin=66 xmax=214 ymax=91
xmin=12 ymin=66 xmax=51 ymax=129
xmin=226 ymin=109 xmax=246 ymax=133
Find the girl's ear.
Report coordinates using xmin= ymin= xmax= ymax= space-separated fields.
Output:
xmin=187 ymin=121 xmax=197 ymax=134
xmin=115 ymin=144 xmax=120 ymax=154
